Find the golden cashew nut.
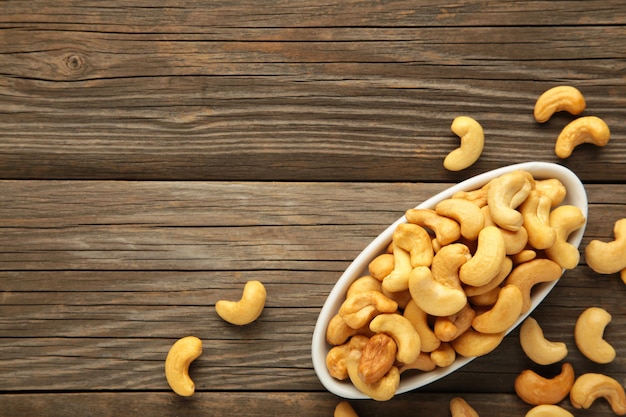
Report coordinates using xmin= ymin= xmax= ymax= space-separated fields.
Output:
xmin=451 ymin=327 xmax=505 ymax=358
xmin=444 ymin=116 xmax=485 ymax=171
xmin=525 ymin=404 xmax=574 ymax=417
xmin=450 ymin=396 xmax=480 ymax=417
xmin=326 ymin=335 xmax=370 ymax=380
xmin=544 ymin=205 xmax=586 ymax=270
xmin=487 ymin=170 xmax=533 ymax=232
xmin=346 ymin=350 xmax=400 ymax=401
xmin=369 ymin=313 xmax=421 ymax=364
xmin=464 ymin=256 xmax=513 ymax=297
xmin=431 ymin=243 xmax=472 ymax=287
xmin=555 ymin=116 xmax=611 ymax=159
xmin=520 ymin=190 xmax=557 ymax=250
xmin=392 ymin=222 xmax=434 ymax=268
xmin=334 ymin=401 xmax=360 ymax=417
xmin=436 ymin=198 xmax=485 ymax=241
xmin=403 ymin=300 xmax=441 ymax=352
xmin=574 ymin=306 xmax=616 ymax=364
xmin=459 ymin=226 xmax=507 ymax=287
xmin=570 ymin=373 xmax=626 ymax=415
xmin=398 ymin=351 xmax=437 ymax=373
xmin=409 ymin=264 xmax=467 ymax=318
xmin=434 ymin=303 xmax=476 ymax=342
xmin=358 ymin=333 xmax=398 ymax=384
xmin=534 ymin=178 xmax=567 ymax=207
xmin=472 ymin=284 xmax=523 ymax=334
xmin=165 ymin=336 xmax=203 ymax=397
xmin=368 ymin=253 xmax=394 ymax=281
xmin=381 ymin=244 xmax=413 ymax=293
xmin=503 ymin=258 xmax=563 ymax=313
xmin=519 ymin=317 xmax=568 ymax=365
xmin=405 ymin=208 xmax=461 ymax=246
xmin=326 ymin=314 xmax=359 ymax=346
xmin=453 ymin=184 xmax=490 ymax=208
xmin=514 ymin=363 xmax=575 ymax=405
xmin=215 ymin=280 xmax=267 ymax=326
xmin=430 ymin=342 xmax=456 ymax=368
xmin=346 ymin=275 xmax=382 ymax=299
xmin=585 ymin=218 xmax=626 ymax=275
xmin=534 ymin=85 xmax=586 ymax=123
xmin=339 ymin=290 xmax=398 ymax=329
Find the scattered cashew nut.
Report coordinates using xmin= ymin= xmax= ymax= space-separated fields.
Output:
xmin=514 ymin=362 xmax=575 ymax=405
xmin=534 ymin=85 xmax=586 ymax=123
xmin=555 ymin=115 xmax=611 ymax=159
xmin=519 ymin=317 xmax=568 ymax=365
xmin=450 ymin=396 xmax=480 ymax=417
xmin=585 ymin=218 xmax=626 ymax=275
xmin=574 ymin=306 xmax=616 ymax=364
xmin=570 ymin=373 xmax=626 ymax=415
xmin=215 ymin=280 xmax=267 ymax=326
xmin=525 ymin=404 xmax=574 ymax=417
xmin=165 ymin=336 xmax=203 ymax=397
xmin=334 ymin=401 xmax=360 ymax=417
xmin=444 ymin=116 xmax=485 ymax=171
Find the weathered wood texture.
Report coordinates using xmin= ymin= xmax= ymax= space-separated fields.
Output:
xmin=0 ymin=1 xmax=625 ymax=417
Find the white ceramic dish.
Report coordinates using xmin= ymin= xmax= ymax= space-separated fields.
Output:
xmin=312 ymin=162 xmax=588 ymax=399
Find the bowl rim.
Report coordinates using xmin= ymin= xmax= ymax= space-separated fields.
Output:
xmin=311 ymin=161 xmax=588 ymax=399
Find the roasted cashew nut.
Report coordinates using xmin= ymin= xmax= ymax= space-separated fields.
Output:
xmin=585 ymin=218 xmax=626 ymax=275
xmin=334 ymin=401 xmax=360 ymax=417
xmin=403 ymin=300 xmax=441 ymax=352
xmin=165 ymin=336 xmax=203 ymax=397
xmin=430 ymin=342 xmax=456 ymax=368
xmin=464 ymin=256 xmax=513 ymax=297
xmin=436 ymin=198 xmax=485 ymax=241
xmin=326 ymin=314 xmax=359 ymax=346
xmin=519 ymin=317 xmax=568 ymax=365
xmin=525 ymin=404 xmax=574 ymax=417
xmin=381 ymin=244 xmax=413 ymax=293
xmin=392 ymin=222 xmax=434 ymax=268
xmin=514 ymin=363 xmax=575 ymax=405
xmin=444 ymin=116 xmax=485 ymax=171
xmin=450 ymin=327 xmax=505 ymax=358
xmin=520 ymin=190 xmax=557 ymax=250
xmin=368 ymin=253 xmax=395 ymax=281
xmin=405 ymin=208 xmax=461 ymax=246
xmin=215 ymin=280 xmax=267 ymax=326
xmin=574 ymin=306 xmax=616 ymax=364
xmin=570 ymin=373 xmax=626 ymax=415
xmin=472 ymin=284 xmax=523 ymax=334
xmin=459 ymin=225 xmax=507 ymax=287
xmin=434 ymin=303 xmax=475 ymax=342
xmin=409 ymin=264 xmax=467 ymax=317
xmin=534 ymin=85 xmax=586 ymax=123
xmin=398 ymin=351 xmax=437 ymax=373
xmin=544 ymin=205 xmax=586 ymax=270
xmin=346 ymin=275 xmax=382 ymax=299
xmin=487 ymin=170 xmax=533 ymax=232
xmin=503 ymin=258 xmax=563 ymax=313
xmin=346 ymin=350 xmax=400 ymax=401
xmin=450 ymin=396 xmax=480 ymax=417
xmin=326 ymin=335 xmax=370 ymax=380
xmin=534 ymin=178 xmax=567 ymax=207
xmin=358 ymin=333 xmax=397 ymax=384
xmin=339 ymin=290 xmax=398 ymax=329
xmin=555 ymin=115 xmax=611 ymax=159
xmin=369 ymin=313 xmax=421 ymax=364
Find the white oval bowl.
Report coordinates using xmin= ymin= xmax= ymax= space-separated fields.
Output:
xmin=311 ymin=162 xmax=588 ymax=399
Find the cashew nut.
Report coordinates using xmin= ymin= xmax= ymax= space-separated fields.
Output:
xmin=520 ymin=190 xmax=557 ymax=250
xmin=451 ymin=327 xmax=505 ymax=358
xmin=368 ymin=253 xmax=394 ymax=281
xmin=459 ymin=226 xmax=507 ymax=286
xmin=430 ymin=342 xmax=456 ymax=368
xmin=444 ymin=116 xmax=485 ymax=171
xmin=346 ymin=350 xmax=400 ymax=401
xmin=472 ymin=284 xmax=523 ymax=334
xmin=574 ymin=306 xmax=616 ymax=364
xmin=544 ymin=205 xmax=586 ymax=270
xmin=514 ymin=362 xmax=575 ymax=405
xmin=215 ymin=280 xmax=267 ymax=326
xmin=358 ymin=333 xmax=398 ymax=384
xmin=369 ymin=313 xmax=421 ymax=364
xmin=525 ymin=404 xmax=574 ymax=417
xmin=334 ymin=401 xmax=360 ymax=417
xmin=409 ymin=264 xmax=467 ymax=318
xmin=403 ymin=299 xmax=441 ymax=352
xmin=392 ymin=222 xmax=434 ymax=268
xmin=405 ymin=208 xmax=461 ymax=246
xmin=326 ymin=335 xmax=370 ymax=380
xmin=534 ymin=85 xmax=586 ymax=123
xmin=381 ymin=244 xmax=413 ymax=293
xmin=434 ymin=303 xmax=475 ymax=342
xmin=431 ymin=243 xmax=472 ymax=287
xmin=326 ymin=314 xmax=359 ymax=346
xmin=450 ymin=396 xmax=480 ymax=417
xmin=585 ymin=218 xmax=626 ymax=275
xmin=164 ymin=336 xmax=203 ymax=397
xmin=346 ymin=275 xmax=383 ymax=299
xmin=519 ymin=317 xmax=568 ymax=365
xmin=464 ymin=256 xmax=513 ymax=297
xmin=339 ymin=290 xmax=398 ymax=329
xmin=555 ymin=115 xmax=611 ymax=159
xmin=503 ymin=258 xmax=563 ymax=313
xmin=398 ymin=351 xmax=437 ymax=373
xmin=436 ymin=198 xmax=485 ymax=241
xmin=487 ymin=170 xmax=533 ymax=232
xmin=570 ymin=373 xmax=626 ymax=415
xmin=481 ymin=205 xmax=529 ymax=255
xmin=534 ymin=178 xmax=567 ymax=207
xmin=453 ymin=183 xmax=490 ymax=208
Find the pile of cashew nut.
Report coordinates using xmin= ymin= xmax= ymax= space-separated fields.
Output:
xmin=324 ymin=168 xmax=587 ymax=401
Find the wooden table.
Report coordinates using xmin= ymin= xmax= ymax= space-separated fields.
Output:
xmin=1 ymin=2 xmax=625 ymax=416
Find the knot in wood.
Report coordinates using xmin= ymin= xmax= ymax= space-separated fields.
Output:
xmin=61 ymin=52 xmax=88 ymax=78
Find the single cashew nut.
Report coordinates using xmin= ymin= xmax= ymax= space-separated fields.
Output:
xmin=430 ymin=342 xmax=456 ymax=368
xmin=409 ymin=265 xmax=467 ymax=318
xmin=451 ymin=327 xmax=505 ymax=358
xmin=555 ymin=116 xmax=611 ymax=159
xmin=472 ymin=284 xmax=523 ymax=334
xmin=392 ymin=222 xmax=434 ymax=268
xmin=215 ymin=280 xmax=267 ymax=326
xmin=534 ymin=178 xmax=567 ymax=207
xmin=346 ymin=350 xmax=400 ymax=401
xmin=534 ymin=85 xmax=586 ymax=123
xmin=368 ymin=253 xmax=395 ymax=281
xmin=574 ymin=306 xmax=616 ymax=364
xmin=444 ymin=116 xmax=485 ymax=171
xmin=358 ymin=333 xmax=398 ymax=384
xmin=403 ymin=300 xmax=441 ymax=352
xmin=431 ymin=243 xmax=472 ymax=288
xmin=165 ymin=336 xmax=203 ymax=397
xmin=514 ymin=363 xmax=575 ymax=405
xmin=434 ymin=303 xmax=476 ymax=342
xmin=570 ymin=373 xmax=626 ymax=415
xmin=520 ymin=190 xmax=557 ymax=250
xmin=398 ymin=351 xmax=437 ymax=373
xmin=519 ymin=317 xmax=568 ymax=365
xmin=326 ymin=314 xmax=359 ymax=346
xmin=381 ymin=244 xmax=413 ymax=293
xmin=450 ymin=396 xmax=480 ymax=417
xmin=459 ymin=226 xmax=507 ymax=286
xmin=481 ymin=205 xmax=529 ymax=255
xmin=346 ymin=275 xmax=382 ymax=299
xmin=544 ymin=205 xmax=586 ymax=270
xmin=369 ymin=313 xmax=421 ymax=365
xmin=326 ymin=335 xmax=370 ymax=380
xmin=405 ymin=208 xmax=462 ymax=246
xmin=525 ymin=404 xmax=574 ymax=417
xmin=487 ymin=170 xmax=533 ymax=232
xmin=339 ymin=290 xmax=398 ymax=329
xmin=464 ymin=256 xmax=513 ymax=297
xmin=585 ymin=218 xmax=626 ymax=274
xmin=453 ymin=183 xmax=490 ymax=208
xmin=503 ymin=258 xmax=563 ymax=313
xmin=436 ymin=198 xmax=485 ymax=241
xmin=334 ymin=401 xmax=360 ymax=417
